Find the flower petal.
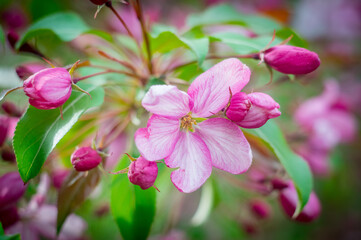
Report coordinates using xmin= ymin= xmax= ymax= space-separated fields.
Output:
xmin=188 ymin=58 xmax=251 ymax=118
xmin=135 ymin=115 xmax=180 ymax=161
xmin=142 ymin=85 xmax=191 ymax=118
xmin=165 ymin=131 xmax=212 ymax=193
xmin=196 ymin=118 xmax=252 ymax=174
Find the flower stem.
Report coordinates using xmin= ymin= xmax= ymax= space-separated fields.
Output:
xmin=165 ymin=53 xmax=258 ymax=74
xmin=133 ymin=0 xmax=153 ymax=74
xmin=73 ymin=69 xmax=140 ymax=83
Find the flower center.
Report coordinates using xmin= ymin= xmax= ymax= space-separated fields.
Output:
xmin=180 ymin=113 xmax=197 ymax=132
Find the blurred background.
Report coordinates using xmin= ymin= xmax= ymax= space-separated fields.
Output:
xmin=0 ymin=0 xmax=360 ymax=239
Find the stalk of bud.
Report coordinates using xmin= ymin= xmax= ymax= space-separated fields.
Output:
xmin=71 ymin=147 xmax=102 ymax=171
xmin=128 ymin=157 xmax=158 ymax=190
xmin=263 ymin=45 xmax=321 ymax=75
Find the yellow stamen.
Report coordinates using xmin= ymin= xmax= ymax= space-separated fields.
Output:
xmin=180 ymin=113 xmax=197 ymax=132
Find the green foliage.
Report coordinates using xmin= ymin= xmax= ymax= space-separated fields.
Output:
xmin=150 ymin=25 xmax=209 ymax=65
xmin=13 ymin=83 xmax=104 ymax=183
xmin=245 ymin=121 xmax=313 ymax=215
xmin=57 ymin=168 xmax=101 ymax=234
xmin=15 ymin=12 xmax=113 ymax=49
xmin=0 ymin=26 xmax=4 ymax=46
xmin=186 ymin=4 xmax=281 ymax=34
xmin=276 ymin=28 xmax=308 ymax=48
xmin=110 ymin=156 xmax=156 ymax=240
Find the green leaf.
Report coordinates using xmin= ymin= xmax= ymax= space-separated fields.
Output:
xmin=57 ymin=168 xmax=101 ymax=234
xmin=211 ymin=32 xmax=282 ymax=54
xmin=276 ymin=28 xmax=308 ymax=48
xmin=145 ymin=77 xmax=166 ymax=92
xmin=110 ymin=156 xmax=156 ymax=240
xmin=186 ymin=4 xmax=281 ymax=34
xmin=245 ymin=121 xmax=313 ymax=215
xmin=150 ymin=25 xmax=209 ymax=65
xmin=13 ymin=83 xmax=104 ymax=183
xmin=0 ymin=26 xmax=5 ymax=46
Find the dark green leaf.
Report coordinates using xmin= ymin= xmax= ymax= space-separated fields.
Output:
xmin=13 ymin=83 xmax=104 ymax=183
xmin=186 ymin=4 xmax=281 ymax=34
xmin=150 ymin=26 xmax=209 ymax=65
xmin=0 ymin=26 xmax=5 ymax=46
xmin=245 ymin=121 xmax=313 ymax=215
xmin=57 ymin=168 xmax=101 ymax=234
xmin=110 ymin=156 xmax=156 ymax=240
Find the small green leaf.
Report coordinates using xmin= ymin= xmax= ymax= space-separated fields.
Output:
xmin=276 ymin=28 xmax=308 ymax=48
xmin=57 ymin=168 xmax=101 ymax=234
xmin=245 ymin=121 xmax=313 ymax=214
xmin=186 ymin=4 xmax=281 ymax=34
xmin=16 ymin=12 xmax=90 ymax=49
xmin=13 ymin=83 xmax=104 ymax=183
xmin=110 ymin=156 xmax=156 ymax=240
xmin=150 ymin=26 xmax=209 ymax=65
xmin=0 ymin=223 xmax=21 ymax=240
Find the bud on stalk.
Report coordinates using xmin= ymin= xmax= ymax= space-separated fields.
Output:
xmin=71 ymin=147 xmax=102 ymax=171
xmin=128 ymin=157 xmax=158 ymax=190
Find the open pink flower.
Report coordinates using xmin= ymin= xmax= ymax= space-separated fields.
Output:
xmin=135 ymin=59 xmax=253 ymax=193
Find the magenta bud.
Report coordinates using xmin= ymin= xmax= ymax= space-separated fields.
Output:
xmin=16 ymin=63 xmax=46 ymax=81
xmin=271 ymin=178 xmax=289 ymax=190
xmin=0 ymin=206 xmax=19 ymax=229
xmin=23 ymin=67 xmax=72 ymax=110
xmin=52 ymin=169 xmax=70 ymax=189
xmin=279 ymin=182 xmax=321 ymax=223
xmin=1 ymin=102 xmax=22 ymax=117
xmin=0 ymin=172 xmax=27 ymax=210
xmin=0 ymin=116 xmax=9 ymax=147
xmin=71 ymin=147 xmax=102 ymax=171
xmin=128 ymin=157 xmax=158 ymax=190
xmin=89 ymin=0 xmax=109 ymax=5
xmin=1 ymin=147 xmax=16 ymax=162
xmin=226 ymin=92 xmax=251 ymax=122
xmin=227 ymin=92 xmax=281 ymax=128
xmin=264 ymin=45 xmax=321 ymax=75
xmin=250 ymin=200 xmax=271 ymax=219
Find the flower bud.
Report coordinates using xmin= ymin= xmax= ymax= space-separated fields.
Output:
xmin=1 ymin=102 xmax=22 ymax=117
xmin=23 ymin=68 xmax=72 ymax=110
xmin=1 ymin=146 xmax=16 ymax=162
xmin=89 ymin=0 xmax=109 ymax=5
xmin=0 ymin=206 xmax=19 ymax=229
xmin=71 ymin=147 xmax=102 ymax=171
xmin=0 ymin=172 xmax=27 ymax=210
xmin=128 ymin=157 xmax=158 ymax=190
xmin=227 ymin=92 xmax=281 ymax=128
xmin=0 ymin=116 xmax=9 ymax=147
xmin=271 ymin=178 xmax=288 ymax=190
xmin=226 ymin=92 xmax=251 ymax=122
xmin=279 ymin=182 xmax=321 ymax=223
xmin=16 ymin=63 xmax=46 ymax=81
xmin=264 ymin=45 xmax=321 ymax=75
xmin=52 ymin=169 xmax=70 ymax=189
xmin=250 ymin=200 xmax=271 ymax=219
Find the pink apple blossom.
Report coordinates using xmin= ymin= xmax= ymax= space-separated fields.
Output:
xmin=135 ymin=59 xmax=253 ymax=193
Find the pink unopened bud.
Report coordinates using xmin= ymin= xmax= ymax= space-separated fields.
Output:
xmin=52 ymin=169 xmax=70 ymax=189
xmin=250 ymin=200 xmax=271 ymax=219
xmin=0 ymin=116 xmax=9 ymax=146
xmin=89 ymin=0 xmax=109 ymax=5
xmin=16 ymin=63 xmax=46 ymax=81
xmin=279 ymin=182 xmax=321 ymax=223
xmin=0 ymin=206 xmax=19 ymax=229
xmin=1 ymin=102 xmax=22 ymax=117
xmin=128 ymin=157 xmax=158 ymax=190
xmin=0 ymin=172 xmax=27 ymax=210
xmin=71 ymin=147 xmax=102 ymax=172
xmin=23 ymin=68 xmax=72 ymax=110
xmin=227 ymin=92 xmax=281 ymax=128
xmin=226 ymin=92 xmax=251 ymax=122
xmin=271 ymin=178 xmax=289 ymax=190
xmin=264 ymin=45 xmax=321 ymax=75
